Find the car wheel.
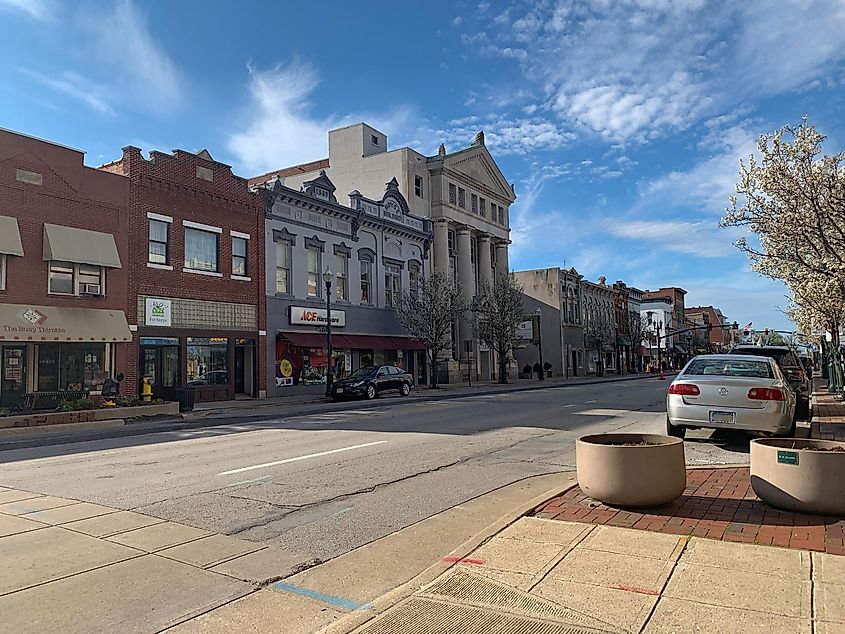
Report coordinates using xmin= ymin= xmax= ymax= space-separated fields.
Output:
xmin=666 ymin=417 xmax=686 ymax=439
xmin=401 ymin=382 xmax=411 ymax=396
xmin=366 ymin=384 xmax=377 ymax=400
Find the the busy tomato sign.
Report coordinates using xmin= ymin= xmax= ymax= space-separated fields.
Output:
xmin=289 ymin=306 xmax=346 ymax=327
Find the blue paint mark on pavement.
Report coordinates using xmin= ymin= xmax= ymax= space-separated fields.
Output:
xmin=271 ymin=580 xmax=373 ymax=611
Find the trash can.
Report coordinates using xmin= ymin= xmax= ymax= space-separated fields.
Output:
xmin=175 ymin=386 xmax=195 ymax=413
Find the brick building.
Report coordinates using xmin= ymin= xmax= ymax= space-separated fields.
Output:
xmin=685 ymin=305 xmax=731 ymax=352
xmin=100 ymin=147 xmax=265 ymax=402
xmin=0 ymin=128 xmax=131 ymax=408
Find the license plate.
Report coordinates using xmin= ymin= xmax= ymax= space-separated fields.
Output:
xmin=709 ymin=410 xmax=736 ymax=424
xmin=335 ymin=388 xmax=343 ymax=394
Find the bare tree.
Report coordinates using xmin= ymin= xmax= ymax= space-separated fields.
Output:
xmin=627 ymin=311 xmax=648 ymax=372
xmin=584 ymin=318 xmax=615 ymax=377
xmin=472 ymin=273 xmax=525 ymax=383
xmin=396 ymin=272 xmax=467 ymax=388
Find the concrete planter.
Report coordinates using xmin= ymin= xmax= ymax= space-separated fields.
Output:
xmin=576 ymin=433 xmax=686 ymax=507
xmin=750 ymin=438 xmax=845 ymax=515
xmin=0 ymin=402 xmax=179 ymax=430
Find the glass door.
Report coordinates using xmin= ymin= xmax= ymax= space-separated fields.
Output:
xmin=1 ymin=346 xmax=27 ymax=409
xmin=140 ymin=344 xmax=180 ymax=399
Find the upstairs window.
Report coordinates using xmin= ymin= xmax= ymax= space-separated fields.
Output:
xmin=371 ymin=134 xmax=379 ymax=146
xmin=148 ymin=219 xmax=169 ymax=264
xmin=48 ymin=261 xmax=103 ymax=296
xmin=336 ymin=252 xmax=348 ymax=301
xmin=498 ymin=205 xmax=505 ymax=224
xmin=232 ymin=236 xmax=248 ymax=277
xmin=384 ymin=264 xmax=401 ymax=307
xmin=471 ymin=194 xmax=478 ymax=214
xmin=480 ymin=198 xmax=486 ymax=217
xmin=184 ymin=227 xmax=219 ymax=272
xmin=448 ymin=183 xmax=456 ymax=204
xmin=458 ymin=187 xmax=466 ymax=209
xmin=414 ymin=175 xmax=423 ymax=198
xmin=307 ymin=247 xmax=321 ymax=298
xmin=360 ymin=258 xmax=373 ymax=304
xmin=275 ymin=242 xmax=291 ymax=294
xmin=409 ymin=263 xmax=420 ymax=296
xmin=48 ymin=261 xmax=74 ymax=294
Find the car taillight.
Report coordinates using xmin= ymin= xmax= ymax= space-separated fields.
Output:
xmin=747 ymin=388 xmax=785 ymax=401
xmin=669 ymin=383 xmax=700 ymax=396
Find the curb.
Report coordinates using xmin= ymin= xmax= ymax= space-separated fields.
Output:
xmin=0 ymin=418 xmax=125 ymax=439
xmin=318 ymin=473 xmax=579 ymax=634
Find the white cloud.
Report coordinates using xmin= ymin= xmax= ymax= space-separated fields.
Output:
xmin=227 ymin=61 xmax=417 ymax=175
xmin=80 ymin=0 xmax=183 ymax=112
xmin=0 ymin=0 xmax=54 ymax=21
xmin=605 ymin=219 xmax=737 ymax=258
xmin=20 ymin=69 xmax=114 ymax=116
xmin=437 ymin=117 xmax=575 ymax=156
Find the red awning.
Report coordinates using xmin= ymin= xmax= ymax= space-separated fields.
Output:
xmin=390 ymin=337 xmax=426 ymax=349
xmin=340 ymin=334 xmax=397 ymax=349
xmin=279 ymin=332 xmax=329 ymax=348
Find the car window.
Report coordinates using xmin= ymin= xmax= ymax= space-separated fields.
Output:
xmin=684 ymin=358 xmax=773 ymax=378
xmin=349 ymin=367 xmax=376 ymax=379
xmin=377 ymin=367 xmax=389 ymax=376
xmin=389 ymin=367 xmax=402 ymax=375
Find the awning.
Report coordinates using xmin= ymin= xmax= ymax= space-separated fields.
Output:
xmin=672 ymin=345 xmax=688 ymax=355
xmin=43 ymin=223 xmax=122 ymax=268
xmin=0 ymin=304 xmax=131 ymax=342
xmin=279 ymin=332 xmax=329 ymax=348
xmin=279 ymin=332 xmax=426 ymax=350
xmin=0 ymin=216 xmax=24 ymax=256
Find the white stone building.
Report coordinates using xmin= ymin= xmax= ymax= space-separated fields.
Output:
xmin=250 ymin=123 xmax=516 ymax=383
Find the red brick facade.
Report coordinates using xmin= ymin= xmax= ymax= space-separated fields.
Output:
xmin=0 ymin=128 xmax=130 ymax=388
xmin=101 ymin=146 xmax=265 ymax=400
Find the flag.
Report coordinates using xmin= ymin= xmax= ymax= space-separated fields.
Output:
xmin=742 ymin=321 xmax=752 ymax=331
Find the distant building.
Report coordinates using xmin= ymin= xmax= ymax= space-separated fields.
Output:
xmin=641 ymin=298 xmax=674 ymax=370
xmin=643 ymin=287 xmax=688 ymax=366
xmin=582 ymin=277 xmax=617 ymax=375
xmin=685 ymin=305 xmax=732 ymax=352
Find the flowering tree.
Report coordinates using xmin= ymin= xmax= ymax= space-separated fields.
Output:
xmin=396 ymin=272 xmax=467 ymax=388
xmin=721 ymin=118 xmax=845 ymax=341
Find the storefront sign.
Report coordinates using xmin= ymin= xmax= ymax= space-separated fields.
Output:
xmin=290 ymin=306 xmax=346 ymax=327
xmin=145 ymin=298 xmax=172 ymax=327
xmin=516 ymin=320 xmax=534 ymax=340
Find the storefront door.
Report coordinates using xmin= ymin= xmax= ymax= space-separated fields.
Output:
xmin=1 ymin=346 xmax=27 ymax=409
xmin=139 ymin=341 xmax=179 ymax=400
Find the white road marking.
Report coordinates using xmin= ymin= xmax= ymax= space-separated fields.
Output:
xmin=561 ymin=404 xmax=575 ymax=408
xmin=584 ymin=400 xmax=598 ymax=404
xmin=217 ymin=440 xmax=389 ymax=476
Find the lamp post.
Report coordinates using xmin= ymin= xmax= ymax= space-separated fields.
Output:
xmin=534 ymin=308 xmax=544 ymax=380
xmin=323 ymin=267 xmax=334 ymax=398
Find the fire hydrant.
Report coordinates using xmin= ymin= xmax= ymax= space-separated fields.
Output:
xmin=142 ymin=377 xmax=153 ymax=402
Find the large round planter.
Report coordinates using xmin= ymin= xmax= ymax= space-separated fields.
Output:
xmin=750 ymin=438 xmax=845 ymax=515
xmin=576 ymin=433 xmax=686 ymax=507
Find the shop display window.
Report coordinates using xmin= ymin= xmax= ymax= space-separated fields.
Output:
xmin=36 ymin=343 xmax=107 ymax=391
xmin=187 ymin=337 xmax=229 ymax=385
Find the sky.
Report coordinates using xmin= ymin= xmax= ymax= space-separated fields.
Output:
xmin=2 ymin=0 xmax=845 ymax=331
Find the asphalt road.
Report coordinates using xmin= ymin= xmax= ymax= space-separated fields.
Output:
xmin=0 ymin=378 xmax=752 ymax=567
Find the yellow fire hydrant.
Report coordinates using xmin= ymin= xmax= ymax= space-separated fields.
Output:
xmin=142 ymin=377 xmax=153 ymax=402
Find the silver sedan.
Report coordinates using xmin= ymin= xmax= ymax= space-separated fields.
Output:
xmin=666 ymin=354 xmax=796 ymax=438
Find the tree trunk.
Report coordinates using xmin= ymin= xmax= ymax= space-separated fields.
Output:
xmin=429 ymin=355 xmax=439 ymax=388
xmin=497 ymin=360 xmax=508 ymax=384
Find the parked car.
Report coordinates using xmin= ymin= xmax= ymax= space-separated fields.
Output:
xmin=666 ymin=354 xmax=796 ymax=438
xmin=330 ymin=365 xmax=413 ymax=400
xmin=728 ymin=345 xmax=811 ymax=420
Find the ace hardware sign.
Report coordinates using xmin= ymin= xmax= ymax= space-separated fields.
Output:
xmin=289 ymin=306 xmax=346 ymax=327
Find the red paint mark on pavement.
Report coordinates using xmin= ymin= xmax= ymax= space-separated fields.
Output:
xmin=614 ymin=584 xmax=660 ymax=596
xmin=442 ymin=556 xmax=485 ymax=565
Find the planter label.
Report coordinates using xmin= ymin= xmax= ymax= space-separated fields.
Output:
xmin=777 ymin=450 xmax=799 ymax=466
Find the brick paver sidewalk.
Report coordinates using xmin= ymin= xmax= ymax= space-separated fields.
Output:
xmin=813 ymin=383 xmax=845 ymax=441
xmin=534 ymin=467 xmax=845 ymax=555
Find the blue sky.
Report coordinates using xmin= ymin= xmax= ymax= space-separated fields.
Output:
xmin=2 ymin=0 xmax=845 ymax=331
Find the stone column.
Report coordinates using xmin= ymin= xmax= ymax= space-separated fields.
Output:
xmin=456 ymin=227 xmax=474 ymax=299
xmin=433 ymin=219 xmax=450 ymax=277
xmin=496 ymin=242 xmax=510 ymax=276
xmin=478 ymin=233 xmax=493 ymax=287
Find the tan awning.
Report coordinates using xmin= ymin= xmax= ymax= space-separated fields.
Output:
xmin=0 ymin=216 xmax=24 ymax=256
xmin=42 ymin=223 xmax=122 ymax=268
xmin=0 ymin=304 xmax=131 ymax=342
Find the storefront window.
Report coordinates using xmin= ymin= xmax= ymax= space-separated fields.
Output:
xmin=301 ymin=347 xmax=349 ymax=384
xmin=36 ymin=344 xmax=107 ymax=391
xmin=187 ymin=337 xmax=228 ymax=385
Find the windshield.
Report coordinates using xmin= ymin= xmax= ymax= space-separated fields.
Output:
xmin=731 ymin=348 xmax=798 ymax=367
xmin=349 ymin=367 xmax=377 ymax=379
xmin=684 ymin=358 xmax=773 ymax=379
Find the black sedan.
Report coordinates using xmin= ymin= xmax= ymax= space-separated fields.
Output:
xmin=330 ymin=365 xmax=413 ymax=400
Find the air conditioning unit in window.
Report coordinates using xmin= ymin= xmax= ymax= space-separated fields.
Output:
xmin=80 ymin=283 xmax=101 ymax=296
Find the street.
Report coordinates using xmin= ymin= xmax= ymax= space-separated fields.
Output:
xmin=0 ymin=378 xmax=750 ymax=569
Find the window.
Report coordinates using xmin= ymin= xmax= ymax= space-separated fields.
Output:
xmin=187 ymin=337 xmax=229 ymax=385
xmin=48 ymin=261 xmax=103 ymax=295
xmin=480 ymin=198 xmax=486 ymax=217
xmin=307 ymin=247 xmax=321 ymax=297
xmin=371 ymin=134 xmax=379 ymax=145
xmin=448 ymin=229 xmax=456 ymax=253
xmin=360 ymin=258 xmax=373 ymax=304
xmin=498 ymin=205 xmax=505 ymax=224
xmin=470 ymin=238 xmax=478 ymax=292
xmin=448 ymin=256 xmax=457 ymax=282
xmin=414 ymin=175 xmax=423 ymax=198
xmin=336 ymin=252 xmax=348 ymax=301
xmin=148 ymin=220 xmax=169 ymax=264
xmin=184 ymin=227 xmax=219 ymax=272
xmin=232 ymin=237 xmax=248 ymax=276
xmin=409 ymin=264 xmax=420 ymax=296
xmin=37 ymin=343 xmax=107 ymax=391
xmin=384 ymin=263 xmax=401 ymax=307
xmin=275 ymin=242 xmax=291 ymax=294
xmin=49 ymin=261 xmax=74 ymax=294
xmin=448 ymin=183 xmax=456 ymax=204
xmin=458 ymin=187 xmax=466 ymax=208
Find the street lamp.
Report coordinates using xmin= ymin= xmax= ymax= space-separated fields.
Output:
xmin=323 ymin=267 xmax=334 ymax=398
xmin=534 ymin=308 xmax=545 ymax=380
